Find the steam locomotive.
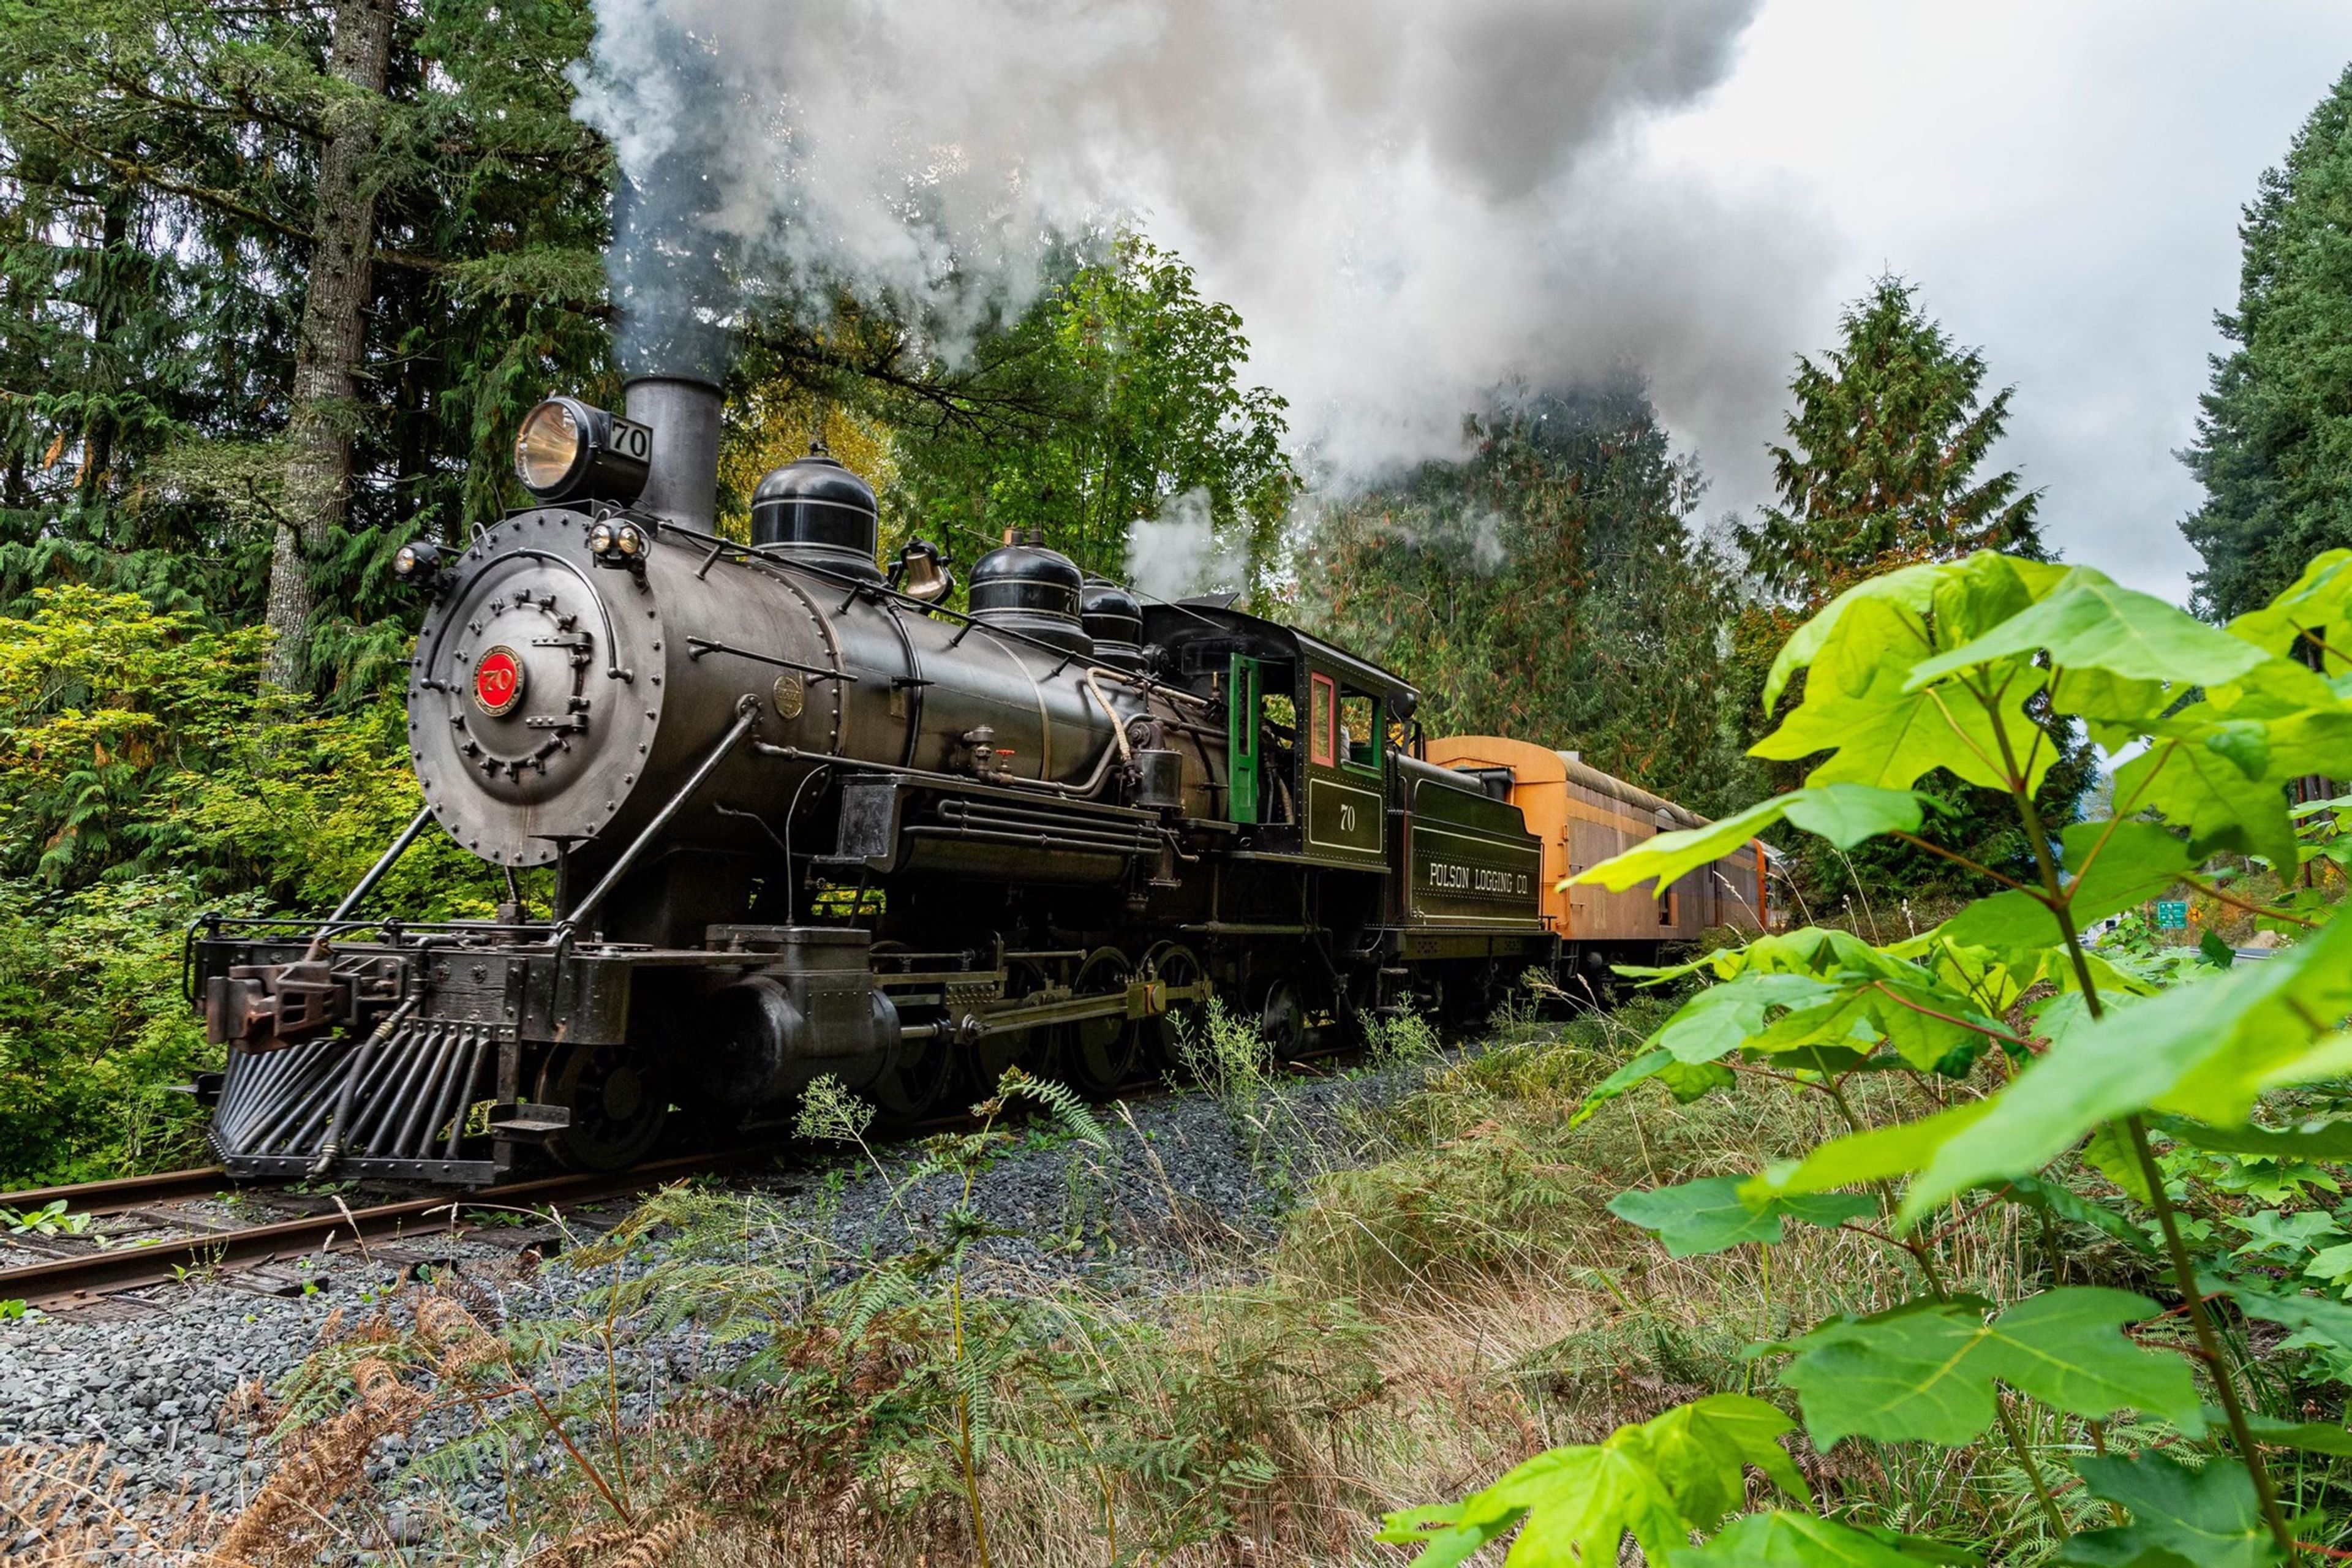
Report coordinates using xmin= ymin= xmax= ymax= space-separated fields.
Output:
xmin=186 ymin=375 xmax=1777 ymax=1185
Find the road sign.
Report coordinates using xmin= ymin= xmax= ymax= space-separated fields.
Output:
xmin=2154 ymin=899 xmax=2188 ymax=930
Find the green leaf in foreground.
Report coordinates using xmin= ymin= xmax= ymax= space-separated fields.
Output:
xmin=1376 ymin=1393 xmax=1803 ymax=1566
xmin=1653 ymin=973 xmax=1853 ymax=1063
xmin=1608 ymin=1177 xmax=1874 ymax=1257
xmin=2152 ymin=1112 xmax=2352 ymax=1161
xmin=1571 ymin=785 xmax=1927 ymax=895
xmin=2215 ymin=1408 xmax=2352 ymax=1457
xmin=2055 ymin=1452 xmax=2278 ymax=1568
xmin=1899 ymin=913 xmax=2352 ymax=1219
xmin=1774 ymin=1288 xmax=2199 ymax=1448
xmin=2228 ymin=548 xmax=2352 ymax=673
xmin=1668 ymin=1510 xmax=1973 ymax=1566
xmin=1907 ymin=568 xmax=2272 ymax=692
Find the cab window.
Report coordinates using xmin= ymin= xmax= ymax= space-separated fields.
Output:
xmin=1309 ymin=674 xmax=1336 ymax=766
xmin=1339 ymin=687 xmax=1381 ymax=772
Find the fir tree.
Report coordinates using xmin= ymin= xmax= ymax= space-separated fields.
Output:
xmin=2180 ymin=65 xmax=2352 ymax=620
xmin=1736 ymin=274 xmax=2043 ymax=600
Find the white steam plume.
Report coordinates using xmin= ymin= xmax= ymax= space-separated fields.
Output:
xmin=570 ymin=0 xmax=1826 ymax=485
xmin=1126 ymin=487 xmax=1243 ymax=602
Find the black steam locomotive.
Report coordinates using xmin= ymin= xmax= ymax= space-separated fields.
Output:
xmin=184 ymin=376 xmax=1701 ymax=1185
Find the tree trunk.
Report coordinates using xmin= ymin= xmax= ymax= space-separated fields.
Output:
xmin=262 ymin=0 xmax=394 ymax=691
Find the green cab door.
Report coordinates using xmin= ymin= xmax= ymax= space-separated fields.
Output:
xmin=1227 ymin=654 xmax=1261 ymax=824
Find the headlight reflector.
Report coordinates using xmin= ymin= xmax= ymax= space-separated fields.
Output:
xmin=515 ymin=401 xmax=583 ymax=494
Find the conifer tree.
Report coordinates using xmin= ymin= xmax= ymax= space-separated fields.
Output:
xmin=1306 ymin=380 xmax=1753 ymax=814
xmin=1736 ymin=275 xmax=2043 ymax=600
xmin=2180 ymin=65 xmax=2352 ymax=620
xmin=0 ymin=0 xmax=614 ymax=692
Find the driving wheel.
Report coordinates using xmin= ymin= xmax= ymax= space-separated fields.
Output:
xmin=974 ymin=957 xmax=1058 ymax=1091
xmin=1139 ymin=941 xmax=1205 ymax=1069
xmin=1060 ymin=948 xmax=1141 ymax=1095
xmin=537 ymin=1042 xmax=668 ymax=1171
xmin=1257 ymin=976 xmax=1306 ymax=1061
xmin=870 ymin=1026 xmax=956 ymax=1124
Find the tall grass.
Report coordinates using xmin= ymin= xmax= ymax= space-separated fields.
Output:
xmin=20 ymin=998 xmax=2225 ymax=1563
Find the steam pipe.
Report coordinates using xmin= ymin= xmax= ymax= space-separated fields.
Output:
xmin=624 ymin=375 xmax=722 ymax=532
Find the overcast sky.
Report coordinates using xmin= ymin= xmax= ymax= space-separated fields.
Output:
xmin=1642 ymin=1 xmax=2352 ymax=605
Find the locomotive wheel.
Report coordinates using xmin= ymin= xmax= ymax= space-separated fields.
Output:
xmin=537 ymin=1043 xmax=669 ymax=1172
xmin=865 ymin=942 xmax=955 ymax=1124
xmin=976 ymin=958 xmax=1057 ymax=1090
xmin=1257 ymin=976 xmax=1307 ymax=1062
xmin=870 ymin=1029 xmax=956 ymax=1124
xmin=1139 ymin=942 xmax=1205 ymax=1069
xmin=1059 ymin=948 xmax=1141 ymax=1096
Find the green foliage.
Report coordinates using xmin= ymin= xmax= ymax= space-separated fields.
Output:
xmin=0 ymin=875 xmax=219 ymax=1184
xmin=2182 ymin=62 xmax=2352 ymax=619
xmin=1577 ymin=785 xmax=1929 ymax=893
xmin=883 ymin=236 xmax=1298 ymax=606
xmin=0 ymin=584 xmax=504 ymax=1183
xmin=1360 ymin=1005 xmax=1441 ymax=1069
xmin=1409 ymin=545 xmax=2352 ymax=1565
xmin=1376 ymin=1393 xmax=1809 ymax=1566
xmin=1775 ymin=1289 xmax=2200 ymax=1447
xmin=1672 ymin=1512 xmax=1985 ymax=1567
xmin=1607 ymin=1176 xmax=1871 ymax=1257
xmin=1170 ymin=996 xmax=1275 ymax=1113
xmin=0 ymin=0 xmax=614 ymax=696
xmin=1306 ymin=380 xmax=1754 ymax=814
xmin=2059 ymin=1453 xmax=2277 ymax=1568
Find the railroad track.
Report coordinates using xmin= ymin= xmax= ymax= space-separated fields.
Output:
xmin=0 ymin=1036 xmax=1365 ymax=1313
xmin=0 ymin=1150 xmax=782 ymax=1313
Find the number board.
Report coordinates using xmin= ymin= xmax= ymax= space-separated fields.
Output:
xmin=609 ymin=415 xmax=654 ymax=464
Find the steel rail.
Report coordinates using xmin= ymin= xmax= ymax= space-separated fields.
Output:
xmin=0 ymin=1151 xmax=751 ymax=1309
xmin=0 ymin=1167 xmax=234 ymax=1219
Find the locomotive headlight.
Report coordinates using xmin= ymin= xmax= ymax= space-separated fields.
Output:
xmin=514 ymin=400 xmax=582 ymax=492
xmin=587 ymin=520 xmax=616 ymax=556
xmin=391 ymin=538 xmax=448 ymax=595
xmin=513 ymin=396 xmax=653 ymax=506
xmin=614 ymin=522 xmax=647 ymax=557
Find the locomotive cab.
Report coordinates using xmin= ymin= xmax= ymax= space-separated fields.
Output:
xmin=1143 ymin=599 xmax=1404 ymax=872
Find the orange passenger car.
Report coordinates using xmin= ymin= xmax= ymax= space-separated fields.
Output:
xmin=1423 ymin=735 xmax=1778 ymax=943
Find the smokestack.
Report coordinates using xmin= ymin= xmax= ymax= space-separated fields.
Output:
xmin=624 ymin=375 xmax=721 ymax=533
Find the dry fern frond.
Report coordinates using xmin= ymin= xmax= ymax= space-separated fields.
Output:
xmin=0 ymin=1441 xmax=219 ymax=1564
xmin=207 ymin=1354 xmax=428 ymax=1567
xmin=609 ymin=1506 xmax=707 ymax=1568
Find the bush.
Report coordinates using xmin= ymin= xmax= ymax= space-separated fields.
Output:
xmin=0 ymin=875 xmax=222 ymax=1184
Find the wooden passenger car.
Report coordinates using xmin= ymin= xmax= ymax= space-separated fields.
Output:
xmin=1422 ymin=735 xmax=1777 ymax=944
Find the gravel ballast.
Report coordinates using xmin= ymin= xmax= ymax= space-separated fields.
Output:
xmin=0 ymin=1055 xmax=1432 ymax=1541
